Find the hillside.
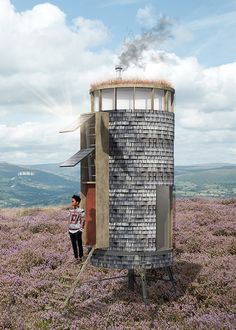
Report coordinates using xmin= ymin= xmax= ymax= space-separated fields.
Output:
xmin=28 ymin=163 xmax=80 ymax=180
xmin=0 ymin=162 xmax=79 ymax=207
xmin=28 ymin=162 xmax=236 ymax=199
xmin=175 ymin=164 xmax=236 ymax=197
xmin=0 ymin=199 xmax=235 ymax=329
xmin=1 ymin=162 xmax=236 ymax=207
xmin=32 ymin=163 xmax=236 ymax=198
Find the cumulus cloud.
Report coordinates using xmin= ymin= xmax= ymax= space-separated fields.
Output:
xmin=0 ymin=0 xmax=112 ymax=99
xmin=0 ymin=0 xmax=235 ymax=165
xmin=0 ymin=0 xmax=115 ymax=164
xmin=136 ymin=4 xmax=157 ymax=29
xmin=120 ymin=49 xmax=236 ymax=164
xmin=73 ymin=16 xmax=111 ymax=47
xmin=0 ymin=120 xmax=80 ymax=164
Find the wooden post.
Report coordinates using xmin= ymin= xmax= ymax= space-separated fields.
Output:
xmin=164 ymin=90 xmax=168 ymax=111
xmin=91 ymin=92 xmax=94 ymax=113
xmin=95 ymin=112 xmax=109 ymax=248
xmin=99 ymin=90 xmax=102 ymax=111
xmin=140 ymin=268 xmax=147 ymax=302
xmin=128 ymin=269 xmax=135 ymax=291
xmin=171 ymin=92 xmax=175 ymax=113
xmin=151 ymin=88 xmax=154 ymax=110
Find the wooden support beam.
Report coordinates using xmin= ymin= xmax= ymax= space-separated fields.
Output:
xmin=91 ymin=92 xmax=94 ymax=113
xmin=164 ymin=90 xmax=168 ymax=111
xmin=128 ymin=269 xmax=135 ymax=291
xmin=171 ymin=92 xmax=175 ymax=113
xmin=140 ymin=268 xmax=147 ymax=303
xmin=95 ymin=112 xmax=109 ymax=248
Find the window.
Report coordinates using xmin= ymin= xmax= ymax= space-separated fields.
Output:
xmin=135 ymin=88 xmax=152 ymax=110
xmin=117 ymin=88 xmax=134 ymax=109
xmin=154 ymin=89 xmax=164 ymax=110
xmin=102 ymin=89 xmax=114 ymax=110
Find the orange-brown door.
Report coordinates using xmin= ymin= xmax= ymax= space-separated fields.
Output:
xmin=85 ymin=183 xmax=96 ymax=246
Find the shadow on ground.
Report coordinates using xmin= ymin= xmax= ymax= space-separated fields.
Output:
xmin=93 ymin=260 xmax=202 ymax=305
xmin=67 ymin=260 xmax=202 ymax=321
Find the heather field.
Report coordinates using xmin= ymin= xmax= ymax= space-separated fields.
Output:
xmin=0 ymin=199 xmax=235 ymax=330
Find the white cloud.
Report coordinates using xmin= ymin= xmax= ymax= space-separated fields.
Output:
xmin=120 ymin=50 xmax=236 ymax=164
xmin=0 ymin=120 xmax=80 ymax=164
xmin=0 ymin=0 xmax=115 ymax=164
xmin=0 ymin=1 xmax=235 ymax=166
xmin=136 ymin=4 xmax=157 ymax=29
xmin=73 ymin=16 xmax=110 ymax=47
xmin=0 ymin=1 xmax=111 ymax=75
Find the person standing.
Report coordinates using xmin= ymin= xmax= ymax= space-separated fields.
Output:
xmin=68 ymin=195 xmax=85 ymax=263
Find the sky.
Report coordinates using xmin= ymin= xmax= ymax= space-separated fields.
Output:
xmin=0 ymin=0 xmax=236 ymax=166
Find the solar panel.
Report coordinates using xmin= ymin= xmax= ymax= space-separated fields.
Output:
xmin=59 ymin=113 xmax=95 ymax=133
xmin=60 ymin=148 xmax=95 ymax=167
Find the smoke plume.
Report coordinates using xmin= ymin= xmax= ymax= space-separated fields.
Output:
xmin=118 ymin=16 xmax=173 ymax=70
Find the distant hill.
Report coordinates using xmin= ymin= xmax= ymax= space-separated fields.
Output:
xmin=0 ymin=162 xmax=79 ymax=208
xmin=28 ymin=163 xmax=80 ymax=180
xmin=0 ymin=162 xmax=235 ymax=207
xmin=32 ymin=162 xmax=236 ymax=198
xmin=175 ymin=163 xmax=236 ymax=198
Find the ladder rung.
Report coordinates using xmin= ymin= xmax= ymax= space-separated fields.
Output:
xmin=61 ymin=247 xmax=95 ymax=309
xmin=59 ymin=283 xmax=73 ymax=288
xmin=53 ymin=291 xmax=68 ymax=297
xmin=44 ymin=306 xmax=53 ymax=310
xmin=61 ymin=275 xmax=73 ymax=280
xmin=50 ymin=299 xmax=63 ymax=304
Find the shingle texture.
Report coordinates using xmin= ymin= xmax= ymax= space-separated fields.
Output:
xmin=91 ymin=109 xmax=175 ymax=269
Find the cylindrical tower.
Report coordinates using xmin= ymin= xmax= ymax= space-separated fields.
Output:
xmin=84 ymin=78 xmax=175 ymax=269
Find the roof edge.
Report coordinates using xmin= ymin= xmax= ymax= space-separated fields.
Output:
xmin=90 ymin=78 xmax=174 ymax=93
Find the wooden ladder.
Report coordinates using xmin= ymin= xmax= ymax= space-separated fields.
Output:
xmin=61 ymin=247 xmax=95 ymax=309
xmin=48 ymin=247 xmax=95 ymax=310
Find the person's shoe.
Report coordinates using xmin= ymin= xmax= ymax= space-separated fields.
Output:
xmin=74 ymin=258 xmax=80 ymax=264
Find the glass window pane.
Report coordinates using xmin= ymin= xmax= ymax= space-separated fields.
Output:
xmin=154 ymin=89 xmax=164 ymax=110
xmin=135 ymin=88 xmax=152 ymax=110
xmin=102 ymin=89 xmax=113 ymax=110
xmin=117 ymin=88 xmax=134 ymax=109
xmin=94 ymin=91 xmax=99 ymax=112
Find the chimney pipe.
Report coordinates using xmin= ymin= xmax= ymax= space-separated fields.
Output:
xmin=115 ymin=65 xmax=123 ymax=80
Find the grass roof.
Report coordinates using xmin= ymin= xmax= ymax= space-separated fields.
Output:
xmin=90 ymin=78 xmax=174 ymax=91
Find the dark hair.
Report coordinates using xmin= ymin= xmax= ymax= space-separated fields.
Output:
xmin=72 ymin=194 xmax=81 ymax=203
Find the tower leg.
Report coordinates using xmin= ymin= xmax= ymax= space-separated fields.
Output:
xmin=140 ymin=268 xmax=147 ymax=302
xmin=128 ymin=269 xmax=135 ymax=291
xmin=166 ymin=266 xmax=176 ymax=294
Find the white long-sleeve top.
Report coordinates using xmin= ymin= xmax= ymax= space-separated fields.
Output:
xmin=68 ymin=207 xmax=85 ymax=234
